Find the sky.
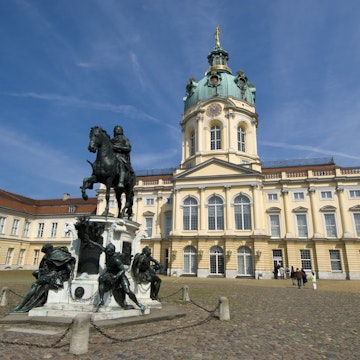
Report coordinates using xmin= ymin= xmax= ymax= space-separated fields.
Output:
xmin=1 ymin=0 xmax=360 ymax=199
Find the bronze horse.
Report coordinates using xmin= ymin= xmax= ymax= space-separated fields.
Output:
xmin=80 ymin=126 xmax=135 ymax=219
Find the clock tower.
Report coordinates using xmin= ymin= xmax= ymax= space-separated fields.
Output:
xmin=179 ymin=27 xmax=260 ymax=172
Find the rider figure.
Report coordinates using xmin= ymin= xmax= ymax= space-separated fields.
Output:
xmin=111 ymin=125 xmax=134 ymax=188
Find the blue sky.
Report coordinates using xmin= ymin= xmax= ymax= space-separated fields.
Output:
xmin=1 ymin=0 xmax=360 ymax=199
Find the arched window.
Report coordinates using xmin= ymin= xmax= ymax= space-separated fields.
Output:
xmin=183 ymin=197 xmax=198 ymax=230
xmin=210 ymin=125 xmax=221 ymax=150
xmin=234 ymin=195 xmax=251 ymax=230
xmin=190 ymin=130 xmax=196 ymax=156
xmin=237 ymin=246 xmax=253 ymax=276
xmin=183 ymin=246 xmax=197 ymax=274
xmin=210 ymin=246 xmax=224 ymax=275
xmin=237 ymin=127 xmax=245 ymax=152
xmin=208 ymin=195 xmax=224 ymax=230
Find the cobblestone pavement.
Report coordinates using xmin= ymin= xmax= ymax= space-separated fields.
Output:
xmin=0 ymin=276 xmax=359 ymax=360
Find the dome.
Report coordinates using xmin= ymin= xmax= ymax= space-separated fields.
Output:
xmin=183 ymin=30 xmax=256 ymax=111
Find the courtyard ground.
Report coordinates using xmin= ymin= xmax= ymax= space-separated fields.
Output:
xmin=0 ymin=272 xmax=359 ymax=360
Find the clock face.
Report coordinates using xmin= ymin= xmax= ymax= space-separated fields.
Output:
xmin=206 ymin=103 xmax=222 ymax=117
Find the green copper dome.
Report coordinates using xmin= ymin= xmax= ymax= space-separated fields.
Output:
xmin=183 ymin=29 xmax=256 ymax=111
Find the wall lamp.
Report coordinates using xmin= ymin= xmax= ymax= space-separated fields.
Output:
xmin=226 ymin=250 xmax=232 ymax=257
xmin=198 ymin=249 xmax=203 ymax=257
xmin=171 ymin=249 xmax=177 ymax=260
xmin=256 ymin=250 xmax=262 ymax=258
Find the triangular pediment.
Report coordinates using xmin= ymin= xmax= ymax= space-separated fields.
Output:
xmin=174 ymin=158 xmax=262 ymax=181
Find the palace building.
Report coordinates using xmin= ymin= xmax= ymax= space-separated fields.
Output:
xmin=107 ymin=30 xmax=360 ymax=280
xmin=2 ymin=31 xmax=360 ymax=279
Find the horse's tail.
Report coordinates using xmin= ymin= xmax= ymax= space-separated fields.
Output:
xmin=87 ymin=160 xmax=93 ymax=168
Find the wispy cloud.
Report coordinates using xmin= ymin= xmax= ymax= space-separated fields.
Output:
xmin=260 ymin=141 xmax=359 ymax=161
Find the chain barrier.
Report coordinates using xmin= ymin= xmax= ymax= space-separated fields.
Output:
xmin=7 ymin=289 xmax=24 ymax=299
xmin=0 ymin=320 xmax=73 ymax=349
xmin=0 ymin=286 xmax=222 ymax=349
xmin=158 ymin=288 xmax=182 ymax=301
xmin=90 ymin=301 xmax=220 ymax=344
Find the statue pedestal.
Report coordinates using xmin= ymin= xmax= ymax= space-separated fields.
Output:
xmin=29 ymin=216 xmax=156 ymax=320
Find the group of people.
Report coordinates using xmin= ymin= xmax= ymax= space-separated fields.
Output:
xmin=273 ymin=264 xmax=317 ymax=290
xmin=290 ymin=266 xmax=317 ymax=290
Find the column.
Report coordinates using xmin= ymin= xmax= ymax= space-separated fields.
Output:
xmin=224 ymin=185 xmax=232 ymax=232
xmin=281 ymin=187 xmax=293 ymax=238
xmin=251 ymin=183 xmax=264 ymax=235
xmin=308 ymin=187 xmax=320 ymax=238
xmin=336 ymin=186 xmax=352 ymax=238
xmin=198 ymin=186 xmax=206 ymax=234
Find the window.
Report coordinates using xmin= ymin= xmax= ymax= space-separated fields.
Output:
xmin=300 ymin=249 xmax=312 ymax=270
xmin=33 ymin=250 xmax=40 ymax=266
xmin=349 ymin=190 xmax=360 ymax=199
xmin=210 ymin=125 xmax=221 ymax=150
xmin=353 ymin=213 xmax=360 ymax=236
xmin=145 ymin=217 xmax=153 ymax=237
xmin=272 ymin=249 xmax=283 ymax=268
xmin=208 ymin=195 xmax=224 ymax=230
xmin=18 ymin=249 xmax=25 ymax=266
xmin=237 ymin=127 xmax=245 ymax=152
xmin=190 ymin=131 xmax=196 ymax=156
xmin=10 ymin=219 xmax=20 ymax=236
xmin=293 ymin=192 xmax=305 ymax=200
xmin=183 ymin=197 xmax=198 ymax=230
xmin=37 ymin=223 xmax=45 ymax=237
xmin=166 ymin=197 xmax=173 ymax=205
xmin=146 ymin=198 xmax=155 ymax=206
xmin=5 ymin=248 xmax=14 ymax=265
xmin=324 ymin=213 xmax=337 ymax=238
xmin=267 ymin=193 xmax=278 ymax=201
xmin=296 ymin=214 xmax=308 ymax=238
xmin=269 ymin=214 xmax=281 ymax=238
xmin=234 ymin=195 xmax=251 ymax=230
xmin=320 ymin=191 xmax=333 ymax=199
xmin=210 ymin=246 xmax=224 ymax=275
xmin=329 ymin=250 xmax=342 ymax=271
xmin=164 ymin=212 xmax=172 ymax=237
xmin=0 ymin=216 xmax=6 ymax=234
xmin=183 ymin=246 xmax=197 ymax=274
xmin=23 ymin=221 xmax=31 ymax=237
xmin=237 ymin=246 xmax=253 ymax=276
xmin=50 ymin=222 xmax=58 ymax=237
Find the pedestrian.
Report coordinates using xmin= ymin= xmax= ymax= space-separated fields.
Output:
xmin=290 ymin=266 xmax=296 ymax=285
xmin=273 ymin=265 xmax=279 ymax=279
xmin=295 ymin=268 xmax=303 ymax=289
xmin=311 ymin=271 xmax=317 ymax=290
xmin=279 ymin=266 xmax=285 ymax=280
xmin=285 ymin=266 xmax=290 ymax=279
xmin=301 ymin=268 xmax=308 ymax=286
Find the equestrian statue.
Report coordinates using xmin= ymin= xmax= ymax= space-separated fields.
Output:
xmin=81 ymin=125 xmax=136 ymax=219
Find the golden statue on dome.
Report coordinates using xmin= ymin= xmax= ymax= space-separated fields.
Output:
xmin=215 ymin=25 xmax=221 ymax=47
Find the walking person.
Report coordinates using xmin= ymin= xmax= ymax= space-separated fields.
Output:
xmin=295 ymin=268 xmax=303 ymax=289
xmin=290 ymin=266 xmax=296 ymax=285
xmin=301 ymin=268 xmax=308 ymax=286
xmin=311 ymin=271 xmax=317 ymax=290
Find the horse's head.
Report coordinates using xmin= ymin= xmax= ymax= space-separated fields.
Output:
xmin=88 ymin=126 xmax=103 ymax=153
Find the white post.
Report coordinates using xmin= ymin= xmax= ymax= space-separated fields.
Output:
xmin=0 ymin=287 xmax=8 ymax=306
xmin=182 ymin=285 xmax=190 ymax=302
xmin=219 ymin=296 xmax=230 ymax=321
xmin=69 ymin=313 xmax=91 ymax=355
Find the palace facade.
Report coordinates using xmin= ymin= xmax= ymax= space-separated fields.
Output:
xmin=2 ymin=32 xmax=360 ymax=279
